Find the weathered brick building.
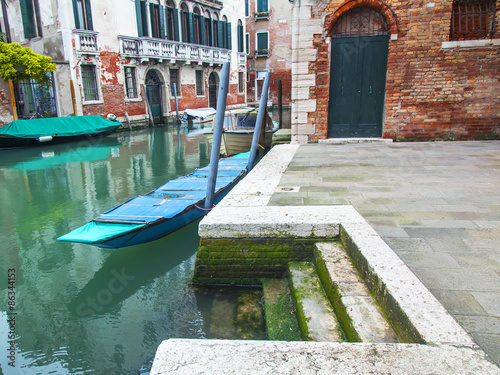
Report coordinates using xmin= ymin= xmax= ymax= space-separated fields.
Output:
xmin=0 ymin=0 xmax=246 ymax=126
xmin=291 ymin=0 xmax=500 ymax=143
xmin=245 ymin=0 xmax=293 ymax=106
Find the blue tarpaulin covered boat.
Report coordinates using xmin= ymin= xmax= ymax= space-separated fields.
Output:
xmin=58 ymin=152 xmax=249 ymax=248
xmin=0 ymin=115 xmax=121 ymax=148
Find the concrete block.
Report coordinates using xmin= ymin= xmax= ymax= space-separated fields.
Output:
xmin=151 ymin=339 xmax=500 ymax=374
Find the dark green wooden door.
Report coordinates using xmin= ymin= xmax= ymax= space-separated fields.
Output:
xmin=146 ymin=84 xmax=162 ymax=123
xmin=327 ymin=35 xmax=389 ymax=138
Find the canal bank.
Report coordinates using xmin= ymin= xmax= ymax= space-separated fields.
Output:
xmin=151 ymin=141 xmax=500 ymax=374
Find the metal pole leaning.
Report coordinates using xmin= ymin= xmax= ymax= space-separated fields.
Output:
xmin=247 ymin=71 xmax=271 ymax=172
xmin=173 ymin=83 xmax=181 ymax=125
xmin=205 ymin=62 xmax=230 ymax=211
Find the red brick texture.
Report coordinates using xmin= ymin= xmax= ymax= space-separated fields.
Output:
xmin=309 ymin=0 xmax=500 ymax=141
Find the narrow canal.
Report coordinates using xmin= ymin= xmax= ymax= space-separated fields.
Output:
xmin=0 ymin=126 xmax=264 ymax=374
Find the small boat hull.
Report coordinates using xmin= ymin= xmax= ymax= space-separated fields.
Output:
xmin=206 ymin=131 xmax=274 ymax=156
xmin=58 ymin=153 xmax=250 ymax=248
xmin=0 ymin=115 xmax=121 ymax=149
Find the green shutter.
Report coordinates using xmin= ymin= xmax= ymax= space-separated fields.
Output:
xmin=173 ymin=9 xmax=179 ymax=41
xmin=135 ymin=0 xmax=143 ymax=36
xmin=165 ymin=8 xmax=171 ymax=40
xmin=159 ymin=5 xmax=165 ymax=39
xmin=72 ymin=0 xmax=81 ymax=29
xmin=33 ymin=0 xmax=42 ymax=36
xmin=217 ymin=21 xmax=224 ymax=48
xmin=200 ymin=16 xmax=206 ymax=45
xmin=238 ymin=24 xmax=243 ymax=52
xmin=188 ymin=12 xmax=195 ymax=44
xmin=206 ymin=18 xmax=212 ymax=46
xmin=84 ymin=0 xmax=93 ymax=30
xmin=20 ymin=0 xmax=35 ymax=39
xmin=140 ymin=0 xmax=148 ymax=36
xmin=150 ymin=3 xmax=157 ymax=37
xmin=257 ymin=33 xmax=268 ymax=50
xmin=257 ymin=0 xmax=268 ymax=13
xmin=226 ymin=22 xmax=231 ymax=50
xmin=180 ymin=10 xmax=185 ymax=42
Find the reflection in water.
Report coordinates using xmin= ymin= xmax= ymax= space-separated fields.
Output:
xmin=0 ymin=126 xmax=242 ymax=374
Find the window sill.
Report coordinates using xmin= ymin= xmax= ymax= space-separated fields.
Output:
xmin=441 ymin=39 xmax=500 ymax=49
xmin=125 ymin=98 xmax=142 ymax=103
xmin=82 ymin=100 xmax=104 ymax=105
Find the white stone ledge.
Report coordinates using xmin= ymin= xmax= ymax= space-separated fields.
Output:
xmin=441 ymin=38 xmax=500 ymax=49
xmin=151 ymin=340 xmax=500 ymax=375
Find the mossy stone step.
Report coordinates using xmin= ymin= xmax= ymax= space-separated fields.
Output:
xmin=315 ymin=242 xmax=398 ymax=343
xmin=288 ymin=262 xmax=345 ymax=342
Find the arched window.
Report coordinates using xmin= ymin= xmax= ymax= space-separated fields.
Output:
xmin=213 ymin=13 xmax=219 ymax=47
xmin=332 ymin=7 xmax=388 ymax=38
xmin=204 ymin=10 xmax=212 ymax=46
xmin=180 ymin=3 xmax=190 ymax=43
xmin=165 ymin=0 xmax=179 ymax=41
xmin=193 ymin=7 xmax=202 ymax=45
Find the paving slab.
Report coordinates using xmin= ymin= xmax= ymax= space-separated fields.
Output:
xmin=274 ymin=141 xmax=500 ymax=366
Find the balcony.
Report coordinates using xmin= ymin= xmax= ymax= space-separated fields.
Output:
xmin=118 ymin=36 xmax=231 ymax=65
xmin=255 ymin=49 xmax=270 ymax=57
xmin=74 ymin=30 xmax=99 ymax=55
xmin=255 ymin=11 xmax=270 ymax=20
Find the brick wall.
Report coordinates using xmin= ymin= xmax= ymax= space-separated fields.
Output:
xmin=296 ymin=0 xmax=500 ymax=142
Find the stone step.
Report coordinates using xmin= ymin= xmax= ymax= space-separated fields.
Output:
xmin=315 ymin=242 xmax=398 ymax=343
xmin=288 ymin=261 xmax=345 ymax=342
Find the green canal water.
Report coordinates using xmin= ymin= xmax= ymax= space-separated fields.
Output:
xmin=0 ymin=126 xmax=265 ymax=374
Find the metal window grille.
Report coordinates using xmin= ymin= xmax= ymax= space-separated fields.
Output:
xmin=196 ymin=70 xmax=204 ymax=96
xmin=125 ymin=67 xmax=138 ymax=99
xmin=15 ymin=75 xmax=57 ymax=119
xmin=332 ymin=7 xmax=389 ymax=38
xmin=170 ymin=69 xmax=179 ymax=96
xmin=450 ymin=0 xmax=496 ymax=40
xmin=238 ymin=72 xmax=245 ymax=93
xmin=81 ymin=65 xmax=99 ymax=101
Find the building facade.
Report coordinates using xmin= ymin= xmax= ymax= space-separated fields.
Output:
xmin=291 ymin=0 xmax=499 ymax=143
xmin=245 ymin=0 xmax=293 ymax=106
xmin=0 ymin=0 xmax=246 ymax=126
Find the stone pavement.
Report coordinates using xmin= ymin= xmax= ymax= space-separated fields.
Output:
xmin=269 ymin=140 xmax=500 ymax=367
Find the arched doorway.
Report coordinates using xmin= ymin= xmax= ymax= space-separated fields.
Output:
xmin=208 ymin=72 xmax=219 ymax=109
xmin=145 ymin=69 xmax=163 ymax=123
xmin=327 ymin=7 xmax=389 ymax=138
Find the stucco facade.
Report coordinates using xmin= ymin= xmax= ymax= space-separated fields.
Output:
xmin=0 ymin=0 xmax=246 ymax=126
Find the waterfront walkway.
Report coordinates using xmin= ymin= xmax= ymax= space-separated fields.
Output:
xmin=270 ymin=140 xmax=500 ymax=366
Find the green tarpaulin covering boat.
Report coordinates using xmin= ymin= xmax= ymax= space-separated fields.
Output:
xmin=0 ymin=115 xmax=121 ymax=148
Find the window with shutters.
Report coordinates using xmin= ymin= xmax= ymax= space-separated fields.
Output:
xmin=81 ymin=65 xmax=99 ymax=102
xmin=246 ymin=33 xmax=250 ymax=54
xmin=256 ymin=31 xmax=269 ymax=56
xmin=213 ymin=14 xmax=219 ymax=47
xmin=255 ymin=0 xmax=269 ymax=19
xmin=194 ymin=7 xmax=202 ymax=45
xmin=449 ymin=0 xmax=497 ymax=40
xmin=205 ymin=11 xmax=213 ymax=46
xmin=166 ymin=1 xmax=179 ymax=41
xmin=124 ymin=67 xmax=138 ymax=99
xmin=21 ymin=0 xmax=42 ymax=39
xmin=73 ymin=0 xmax=93 ymax=31
xmin=245 ymin=0 xmax=249 ymax=17
xmin=150 ymin=3 xmax=164 ymax=39
xmin=135 ymin=0 xmax=148 ymax=37
xmin=196 ymin=70 xmax=204 ymax=96
xmin=237 ymin=20 xmax=244 ymax=52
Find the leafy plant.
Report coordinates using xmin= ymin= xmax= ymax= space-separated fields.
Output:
xmin=0 ymin=42 xmax=56 ymax=83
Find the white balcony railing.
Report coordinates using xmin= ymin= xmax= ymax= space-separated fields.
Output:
xmin=118 ymin=36 xmax=231 ymax=65
xmin=73 ymin=30 xmax=99 ymax=55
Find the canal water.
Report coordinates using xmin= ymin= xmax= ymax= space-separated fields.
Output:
xmin=0 ymin=126 xmax=265 ymax=374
